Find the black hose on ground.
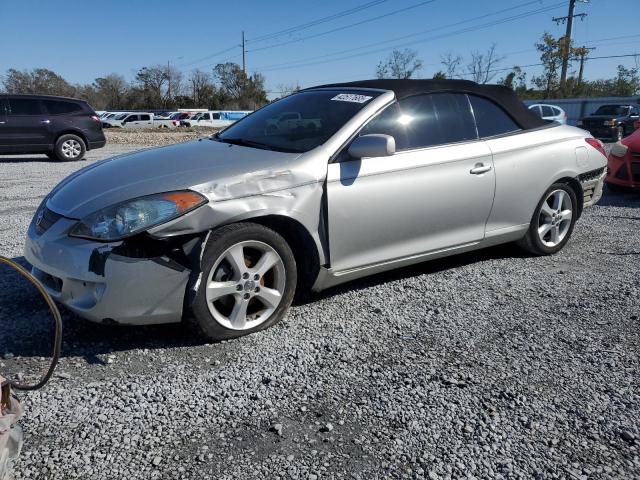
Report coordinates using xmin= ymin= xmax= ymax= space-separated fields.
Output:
xmin=0 ymin=256 xmax=62 ymax=391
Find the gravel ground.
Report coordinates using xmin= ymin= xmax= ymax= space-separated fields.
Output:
xmin=104 ymin=128 xmax=217 ymax=146
xmin=0 ymin=143 xmax=638 ymax=479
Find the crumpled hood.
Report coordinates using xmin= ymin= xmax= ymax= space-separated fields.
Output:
xmin=48 ymin=139 xmax=317 ymax=219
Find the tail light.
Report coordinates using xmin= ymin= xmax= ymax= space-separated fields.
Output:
xmin=90 ymin=115 xmax=101 ymax=124
xmin=585 ymin=137 xmax=606 ymax=158
xmin=173 ymin=120 xmax=178 ymax=126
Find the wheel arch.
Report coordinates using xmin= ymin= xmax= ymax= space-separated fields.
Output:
xmin=247 ymin=214 xmax=321 ymax=294
xmin=54 ymin=130 xmax=89 ymax=150
xmin=554 ymin=176 xmax=584 ymax=218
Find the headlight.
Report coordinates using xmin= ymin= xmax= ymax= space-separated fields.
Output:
xmin=69 ymin=190 xmax=207 ymax=241
xmin=603 ymin=120 xmax=616 ymax=126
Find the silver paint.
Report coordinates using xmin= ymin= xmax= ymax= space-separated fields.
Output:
xmin=24 ymin=88 xmax=607 ymax=325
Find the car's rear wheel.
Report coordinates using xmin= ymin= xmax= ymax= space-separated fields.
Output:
xmin=53 ymin=134 xmax=86 ymax=161
xmin=190 ymin=223 xmax=297 ymax=341
xmin=517 ymin=183 xmax=577 ymax=255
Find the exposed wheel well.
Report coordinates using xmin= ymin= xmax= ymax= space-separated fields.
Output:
xmin=556 ymin=176 xmax=584 ymax=218
xmin=55 ymin=130 xmax=88 ymax=150
xmin=248 ymin=215 xmax=320 ymax=295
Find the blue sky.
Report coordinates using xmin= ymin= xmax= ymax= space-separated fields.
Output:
xmin=1 ymin=0 xmax=638 ymax=97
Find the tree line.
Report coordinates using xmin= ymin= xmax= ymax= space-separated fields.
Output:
xmin=2 ymin=32 xmax=639 ymax=110
xmin=0 ymin=63 xmax=269 ymax=111
xmin=376 ymin=32 xmax=640 ymax=99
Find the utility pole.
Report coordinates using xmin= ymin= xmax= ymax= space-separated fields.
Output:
xmin=553 ymin=0 xmax=589 ymax=91
xmin=241 ymin=31 xmax=246 ymax=74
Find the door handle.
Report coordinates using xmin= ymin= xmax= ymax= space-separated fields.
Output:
xmin=470 ymin=163 xmax=492 ymax=175
xmin=0 ymin=121 xmax=5 ymax=124
xmin=40 ymin=119 xmax=51 ymax=124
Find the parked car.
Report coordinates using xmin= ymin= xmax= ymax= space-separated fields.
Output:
xmin=179 ymin=112 xmax=205 ymax=127
xmin=577 ymin=104 xmax=640 ymax=141
xmin=101 ymin=112 xmax=128 ymax=127
xmin=155 ymin=112 xmax=189 ymax=129
xmin=0 ymin=94 xmax=105 ymax=161
xmin=24 ymin=79 xmax=607 ymax=341
xmin=528 ymin=104 xmax=567 ymax=124
xmin=606 ymin=128 xmax=640 ymax=191
xmin=109 ymin=112 xmax=154 ymax=129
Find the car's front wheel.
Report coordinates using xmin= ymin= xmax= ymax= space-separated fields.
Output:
xmin=517 ymin=183 xmax=578 ymax=255
xmin=190 ymin=223 xmax=297 ymax=341
xmin=53 ymin=134 xmax=86 ymax=161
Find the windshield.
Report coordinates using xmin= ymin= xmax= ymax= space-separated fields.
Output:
xmin=216 ymin=90 xmax=381 ymax=153
xmin=594 ymin=105 xmax=630 ymax=116
xmin=115 ymin=113 xmax=128 ymax=120
xmin=169 ymin=112 xmax=182 ymax=119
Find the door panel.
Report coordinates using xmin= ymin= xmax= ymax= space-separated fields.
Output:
xmin=0 ymin=99 xmax=7 ymax=151
xmin=327 ymin=141 xmax=495 ymax=272
xmin=3 ymin=98 xmax=50 ymax=150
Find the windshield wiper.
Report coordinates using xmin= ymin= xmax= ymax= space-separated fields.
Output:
xmin=214 ymin=137 xmax=301 ymax=153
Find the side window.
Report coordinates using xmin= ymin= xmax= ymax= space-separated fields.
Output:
xmin=552 ymin=107 xmax=562 ymax=116
xmin=541 ymin=105 xmax=554 ymax=117
xmin=468 ymin=95 xmax=520 ymax=138
xmin=43 ymin=100 xmax=82 ymax=115
xmin=360 ymin=93 xmax=477 ymax=151
xmin=126 ymin=115 xmax=138 ymax=122
xmin=529 ymin=105 xmax=542 ymax=117
xmin=140 ymin=114 xmax=150 ymax=121
xmin=8 ymin=98 xmax=42 ymax=115
xmin=202 ymin=113 xmax=210 ymax=120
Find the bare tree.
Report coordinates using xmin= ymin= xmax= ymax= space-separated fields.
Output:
xmin=440 ymin=52 xmax=462 ymax=79
xmin=376 ymin=49 xmax=423 ymax=79
xmin=189 ymin=69 xmax=214 ymax=106
xmin=467 ymin=44 xmax=504 ymax=84
xmin=93 ymin=73 xmax=128 ymax=109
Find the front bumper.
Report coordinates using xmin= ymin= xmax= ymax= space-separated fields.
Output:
xmin=24 ymin=216 xmax=190 ymax=325
xmin=607 ymin=153 xmax=640 ymax=189
xmin=583 ymin=125 xmax=618 ymax=141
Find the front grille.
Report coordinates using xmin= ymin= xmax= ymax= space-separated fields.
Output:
xmin=35 ymin=206 xmax=62 ymax=235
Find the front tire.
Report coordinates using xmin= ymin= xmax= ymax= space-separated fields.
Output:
xmin=53 ymin=134 xmax=86 ymax=161
xmin=190 ymin=223 xmax=297 ymax=341
xmin=517 ymin=183 xmax=577 ymax=255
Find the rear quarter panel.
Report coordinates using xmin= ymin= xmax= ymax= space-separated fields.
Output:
xmin=485 ymin=125 xmax=604 ymax=233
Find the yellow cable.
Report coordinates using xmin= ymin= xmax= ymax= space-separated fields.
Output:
xmin=0 ymin=256 xmax=62 ymax=391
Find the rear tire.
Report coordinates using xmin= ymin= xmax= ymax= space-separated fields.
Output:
xmin=53 ymin=134 xmax=86 ymax=161
xmin=517 ymin=183 xmax=577 ymax=256
xmin=189 ymin=223 xmax=297 ymax=341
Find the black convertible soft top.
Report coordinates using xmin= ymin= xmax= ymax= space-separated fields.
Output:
xmin=308 ymin=79 xmax=546 ymax=130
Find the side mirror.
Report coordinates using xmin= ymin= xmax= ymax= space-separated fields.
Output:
xmin=348 ymin=134 xmax=395 ymax=159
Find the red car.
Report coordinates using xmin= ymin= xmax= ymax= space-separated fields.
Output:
xmin=607 ymin=127 xmax=640 ymax=191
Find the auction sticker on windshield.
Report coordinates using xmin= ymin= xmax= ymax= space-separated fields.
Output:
xmin=331 ymin=93 xmax=373 ymax=103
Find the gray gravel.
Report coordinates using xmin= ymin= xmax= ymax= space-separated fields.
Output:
xmin=0 ymin=145 xmax=639 ymax=479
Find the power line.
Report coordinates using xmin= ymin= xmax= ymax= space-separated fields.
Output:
xmin=252 ymin=2 xmax=568 ymax=73
xmin=176 ymin=0 xmax=388 ymax=70
xmin=247 ymin=0 xmax=437 ymax=54
xmin=250 ymin=0 xmax=545 ymax=71
xmin=247 ymin=0 xmax=387 ymax=44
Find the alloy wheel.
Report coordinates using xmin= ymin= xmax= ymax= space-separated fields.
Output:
xmin=538 ymin=189 xmax=572 ymax=247
xmin=205 ymin=240 xmax=286 ymax=331
xmin=61 ymin=139 xmax=82 ymax=159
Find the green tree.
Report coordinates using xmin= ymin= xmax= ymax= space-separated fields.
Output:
xmin=2 ymin=68 xmax=76 ymax=96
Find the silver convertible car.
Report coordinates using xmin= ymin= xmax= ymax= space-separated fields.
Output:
xmin=25 ymin=79 xmax=607 ymax=340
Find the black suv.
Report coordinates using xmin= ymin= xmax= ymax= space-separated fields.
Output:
xmin=0 ymin=94 xmax=106 ymax=161
xmin=577 ymin=104 xmax=640 ymax=142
